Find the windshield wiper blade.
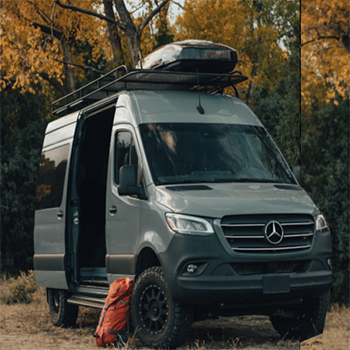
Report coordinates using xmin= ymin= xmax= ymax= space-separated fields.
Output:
xmin=235 ymin=178 xmax=282 ymax=183
xmin=212 ymin=178 xmax=237 ymax=183
xmin=161 ymin=179 xmax=215 ymax=185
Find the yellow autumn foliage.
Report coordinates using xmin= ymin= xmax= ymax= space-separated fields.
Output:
xmin=174 ymin=0 xmax=292 ymax=102
xmin=0 ymin=0 xmax=111 ymax=96
xmin=301 ymin=0 xmax=350 ymax=107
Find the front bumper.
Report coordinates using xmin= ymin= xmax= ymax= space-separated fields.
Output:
xmin=159 ymin=228 xmax=332 ymax=308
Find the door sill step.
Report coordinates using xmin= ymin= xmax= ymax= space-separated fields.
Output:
xmin=68 ymin=294 xmax=106 ymax=309
xmin=80 ymin=279 xmax=109 ymax=287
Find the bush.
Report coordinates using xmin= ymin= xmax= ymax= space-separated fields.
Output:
xmin=0 ymin=270 xmax=38 ymax=304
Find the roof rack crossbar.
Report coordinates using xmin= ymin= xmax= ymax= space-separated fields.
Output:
xmin=52 ymin=65 xmax=129 ymax=112
xmin=52 ymin=67 xmax=248 ymax=117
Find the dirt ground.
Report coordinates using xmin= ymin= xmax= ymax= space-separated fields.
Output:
xmin=0 ymin=289 xmax=349 ymax=350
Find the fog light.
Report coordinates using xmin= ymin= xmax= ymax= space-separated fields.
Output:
xmin=327 ymin=258 xmax=332 ymax=269
xmin=187 ymin=264 xmax=198 ymax=273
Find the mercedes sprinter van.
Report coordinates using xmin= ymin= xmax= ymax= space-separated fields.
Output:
xmin=34 ymin=41 xmax=332 ymax=348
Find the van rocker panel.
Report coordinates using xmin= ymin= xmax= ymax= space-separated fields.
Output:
xmin=33 ymin=254 xmax=65 ymax=271
xmin=34 ymin=270 xmax=68 ymax=289
xmin=159 ymin=232 xmax=332 ymax=306
xmin=106 ymin=254 xmax=135 ymax=275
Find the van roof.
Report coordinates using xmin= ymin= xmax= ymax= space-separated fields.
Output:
xmin=52 ymin=66 xmax=248 ymax=118
xmin=126 ymin=90 xmax=263 ymax=127
xmin=46 ymin=89 xmax=262 ymax=136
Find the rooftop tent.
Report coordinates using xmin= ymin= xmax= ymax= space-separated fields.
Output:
xmin=136 ymin=40 xmax=238 ymax=74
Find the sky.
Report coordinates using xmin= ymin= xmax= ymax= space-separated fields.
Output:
xmin=126 ymin=0 xmax=185 ymax=24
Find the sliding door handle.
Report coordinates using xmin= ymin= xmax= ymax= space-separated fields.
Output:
xmin=109 ymin=206 xmax=117 ymax=215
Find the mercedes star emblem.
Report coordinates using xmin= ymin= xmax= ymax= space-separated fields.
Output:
xmin=265 ymin=221 xmax=284 ymax=245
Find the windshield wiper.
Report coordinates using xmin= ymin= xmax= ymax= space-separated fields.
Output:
xmin=160 ymin=179 xmax=215 ymax=185
xmin=213 ymin=178 xmax=282 ymax=183
xmin=235 ymin=178 xmax=282 ymax=183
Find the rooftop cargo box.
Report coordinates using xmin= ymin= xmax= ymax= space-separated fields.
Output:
xmin=136 ymin=40 xmax=238 ymax=73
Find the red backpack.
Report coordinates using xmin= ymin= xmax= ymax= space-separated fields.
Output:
xmin=94 ymin=277 xmax=134 ymax=347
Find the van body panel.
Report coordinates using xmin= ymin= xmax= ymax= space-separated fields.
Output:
xmin=105 ymin=124 xmax=141 ymax=274
xmin=45 ymin=111 xmax=79 ymax=134
xmin=34 ymin=209 xmax=69 ymax=254
xmin=34 ymin=271 xmax=68 ymax=289
xmin=107 ymin=273 xmax=135 ymax=285
xmin=155 ymin=183 xmax=317 ymax=218
xmin=137 ymin=229 xmax=168 ymax=255
xmin=43 ymin=123 xmax=76 ymax=149
xmin=43 ymin=112 xmax=79 ymax=149
xmin=114 ymin=97 xmax=137 ymax=125
xmin=158 ymin=230 xmax=332 ymax=305
xmin=139 ymin=185 xmax=174 ymax=249
xmin=34 ymin=121 xmax=77 ymax=289
xmin=33 ymin=254 xmax=65 ymax=270
xmin=105 ymin=254 xmax=135 ymax=274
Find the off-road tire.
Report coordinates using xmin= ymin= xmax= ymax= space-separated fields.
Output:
xmin=270 ymin=292 xmax=330 ymax=341
xmin=48 ymin=288 xmax=79 ymax=327
xmin=131 ymin=266 xmax=193 ymax=349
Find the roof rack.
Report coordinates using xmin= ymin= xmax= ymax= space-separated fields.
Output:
xmin=52 ymin=65 xmax=248 ymax=117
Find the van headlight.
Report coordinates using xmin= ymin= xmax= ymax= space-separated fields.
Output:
xmin=315 ymin=214 xmax=328 ymax=232
xmin=166 ymin=213 xmax=214 ymax=235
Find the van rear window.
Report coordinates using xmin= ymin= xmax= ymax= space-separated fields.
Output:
xmin=36 ymin=144 xmax=70 ymax=210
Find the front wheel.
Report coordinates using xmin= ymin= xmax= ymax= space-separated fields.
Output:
xmin=47 ymin=288 xmax=79 ymax=327
xmin=270 ymin=292 xmax=330 ymax=341
xmin=131 ymin=267 xmax=193 ymax=349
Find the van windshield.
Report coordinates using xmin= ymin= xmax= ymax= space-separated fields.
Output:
xmin=139 ymin=123 xmax=296 ymax=186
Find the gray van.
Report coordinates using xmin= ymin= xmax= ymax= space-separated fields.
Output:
xmin=34 ymin=41 xmax=332 ymax=348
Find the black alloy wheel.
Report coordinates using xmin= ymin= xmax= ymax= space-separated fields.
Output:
xmin=131 ymin=266 xmax=193 ymax=349
xmin=139 ymin=283 xmax=168 ymax=334
xmin=48 ymin=288 xmax=79 ymax=327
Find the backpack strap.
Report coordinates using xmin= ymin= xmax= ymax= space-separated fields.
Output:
xmin=116 ymin=299 xmax=131 ymax=335
xmin=98 ymin=302 xmax=111 ymax=327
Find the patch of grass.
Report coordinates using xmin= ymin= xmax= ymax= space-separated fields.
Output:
xmin=0 ymin=270 xmax=40 ymax=304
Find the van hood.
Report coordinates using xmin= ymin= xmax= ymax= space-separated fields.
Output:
xmin=155 ymin=183 xmax=318 ymax=218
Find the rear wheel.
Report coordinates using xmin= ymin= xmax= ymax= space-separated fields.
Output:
xmin=48 ymin=289 xmax=79 ymax=327
xmin=270 ymin=292 xmax=330 ymax=341
xmin=131 ymin=267 xmax=193 ymax=349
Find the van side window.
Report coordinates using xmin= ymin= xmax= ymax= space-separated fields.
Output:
xmin=115 ymin=131 xmax=140 ymax=186
xmin=36 ymin=144 xmax=70 ymax=210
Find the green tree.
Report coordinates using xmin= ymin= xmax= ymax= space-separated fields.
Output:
xmin=1 ymin=85 xmax=49 ymax=273
xmin=252 ymin=18 xmax=300 ymax=166
xmin=302 ymin=95 xmax=349 ymax=304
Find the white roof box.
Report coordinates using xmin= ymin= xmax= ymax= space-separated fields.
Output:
xmin=136 ymin=40 xmax=238 ymax=74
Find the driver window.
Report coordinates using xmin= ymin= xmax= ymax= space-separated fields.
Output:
xmin=115 ymin=131 xmax=141 ymax=186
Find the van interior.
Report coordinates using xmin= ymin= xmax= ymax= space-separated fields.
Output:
xmin=76 ymin=106 xmax=115 ymax=283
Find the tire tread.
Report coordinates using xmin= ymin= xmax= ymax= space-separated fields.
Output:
xmin=131 ymin=266 xmax=193 ymax=348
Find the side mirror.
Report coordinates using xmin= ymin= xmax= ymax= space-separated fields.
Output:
xmin=291 ymin=165 xmax=301 ymax=184
xmin=118 ymin=165 xmax=142 ymax=196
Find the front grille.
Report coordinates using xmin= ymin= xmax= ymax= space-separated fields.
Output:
xmin=231 ymin=261 xmax=308 ymax=275
xmin=221 ymin=214 xmax=314 ymax=254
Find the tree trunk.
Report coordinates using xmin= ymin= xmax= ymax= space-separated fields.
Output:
xmin=113 ymin=0 xmax=142 ymax=67
xmin=61 ymin=36 xmax=76 ymax=96
xmin=102 ymin=0 xmax=124 ymax=65
xmin=245 ymin=0 xmax=262 ymax=104
xmin=245 ymin=63 xmax=258 ymax=104
xmin=245 ymin=0 xmax=261 ymax=104
xmin=55 ymin=0 xmax=171 ymax=68
xmin=341 ymin=33 xmax=350 ymax=54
